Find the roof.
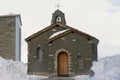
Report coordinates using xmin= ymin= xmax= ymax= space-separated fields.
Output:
xmin=0 ymin=14 xmax=22 ymax=25
xmin=0 ymin=14 xmax=20 ymax=17
xmin=25 ymin=22 xmax=70 ymax=41
xmin=52 ymin=10 xmax=64 ymax=15
xmin=48 ymin=28 xmax=98 ymax=44
xmin=49 ymin=29 xmax=70 ymax=39
xmin=25 ymin=22 xmax=99 ymax=44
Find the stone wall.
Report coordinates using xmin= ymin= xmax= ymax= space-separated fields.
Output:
xmin=0 ymin=17 xmax=16 ymax=60
xmin=27 ymin=25 xmax=93 ymax=77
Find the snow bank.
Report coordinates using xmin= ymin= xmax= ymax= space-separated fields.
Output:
xmin=75 ymin=54 xmax=120 ymax=80
xmin=0 ymin=54 xmax=120 ymax=80
xmin=0 ymin=56 xmax=27 ymax=80
xmin=0 ymin=57 xmax=47 ymax=80
xmin=91 ymin=55 xmax=120 ymax=80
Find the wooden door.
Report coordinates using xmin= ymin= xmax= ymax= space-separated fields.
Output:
xmin=58 ymin=52 xmax=68 ymax=76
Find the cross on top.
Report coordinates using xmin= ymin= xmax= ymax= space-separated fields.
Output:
xmin=55 ymin=3 xmax=61 ymax=10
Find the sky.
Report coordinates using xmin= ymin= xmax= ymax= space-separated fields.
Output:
xmin=0 ymin=0 xmax=120 ymax=63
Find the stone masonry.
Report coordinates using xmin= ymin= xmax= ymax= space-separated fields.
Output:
xmin=0 ymin=15 xmax=22 ymax=61
xmin=0 ymin=17 xmax=16 ymax=60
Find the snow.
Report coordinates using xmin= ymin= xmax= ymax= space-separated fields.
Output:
xmin=0 ymin=56 xmax=27 ymax=80
xmin=75 ymin=55 xmax=120 ymax=80
xmin=0 ymin=56 xmax=47 ymax=80
xmin=49 ymin=29 xmax=70 ymax=39
xmin=28 ymin=75 xmax=48 ymax=80
xmin=0 ymin=54 xmax=120 ymax=80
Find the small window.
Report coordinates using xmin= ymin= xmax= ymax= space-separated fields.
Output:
xmin=37 ymin=47 xmax=43 ymax=61
xmin=87 ymin=38 xmax=91 ymax=41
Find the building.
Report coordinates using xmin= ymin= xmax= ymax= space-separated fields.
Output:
xmin=25 ymin=10 xmax=99 ymax=77
xmin=0 ymin=14 xmax=22 ymax=61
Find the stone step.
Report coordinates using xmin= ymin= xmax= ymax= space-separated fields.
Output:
xmin=41 ymin=77 xmax=75 ymax=80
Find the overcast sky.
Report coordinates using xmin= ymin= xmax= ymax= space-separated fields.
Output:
xmin=0 ymin=0 xmax=120 ymax=63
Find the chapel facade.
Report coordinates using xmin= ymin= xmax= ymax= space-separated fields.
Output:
xmin=25 ymin=10 xmax=99 ymax=77
xmin=0 ymin=14 xmax=22 ymax=61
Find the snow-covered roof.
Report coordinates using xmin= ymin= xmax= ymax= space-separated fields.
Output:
xmin=49 ymin=29 xmax=70 ymax=39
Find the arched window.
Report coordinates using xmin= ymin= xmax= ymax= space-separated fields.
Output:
xmin=37 ymin=47 xmax=43 ymax=61
xmin=56 ymin=16 xmax=61 ymax=22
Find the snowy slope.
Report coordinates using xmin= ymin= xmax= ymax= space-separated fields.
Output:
xmin=91 ymin=55 xmax=120 ymax=80
xmin=0 ymin=57 xmax=47 ymax=80
xmin=76 ymin=55 xmax=120 ymax=80
xmin=0 ymin=57 xmax=27 ymax=80
xmin=0 ymin=55 xmax=120 ymax=80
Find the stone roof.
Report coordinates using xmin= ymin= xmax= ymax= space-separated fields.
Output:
xmin=47 ymin=27 xmax=99 ymax=44
xmin=25 ymin=22 xmax=69 ymax=41
xmin=25 ymin=22 xmax=99 ymax=44
xmin=0 ymin=14 xmax=22 ymax=25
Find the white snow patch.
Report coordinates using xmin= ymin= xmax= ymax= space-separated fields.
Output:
xmin=49 ymin=29 xmax=70 ymax=39
xmin=28 ymin=75 xmax=48 ymax=80
xmin=75 ymin=75 xmax=90 ymax=80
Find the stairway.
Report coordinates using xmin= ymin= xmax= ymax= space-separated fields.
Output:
xmin=41 ymin=77 xmax=75 ymax=80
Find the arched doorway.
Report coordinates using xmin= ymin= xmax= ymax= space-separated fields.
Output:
xmin=57 ymin=52 xmax=68 ymax=76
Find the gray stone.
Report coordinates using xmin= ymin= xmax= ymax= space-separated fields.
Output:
xmin=25 ymin=10 xmax=99 ymax=77
xmin=0 ymin=14 xmax=22 ymax=61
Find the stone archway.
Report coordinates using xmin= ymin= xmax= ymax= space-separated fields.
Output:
xmin=57 ymin=52 xmax=68 ymax=76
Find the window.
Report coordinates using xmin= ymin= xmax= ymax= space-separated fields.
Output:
xmin=37 ymin=47 xmax=43 ymax=61
xmin=56 ymin=16 xmax=61 ymax=22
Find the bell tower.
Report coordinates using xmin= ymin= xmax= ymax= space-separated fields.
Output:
xmin=51 ymin=10 xmax=66 ymax=25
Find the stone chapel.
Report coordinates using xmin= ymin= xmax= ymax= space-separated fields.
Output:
xmin=25 ymin=10 xmax=99 ymax=77
xmin=0 ymin=14 xmax=22 ymax=61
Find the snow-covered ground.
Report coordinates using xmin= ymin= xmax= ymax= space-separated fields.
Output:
xmin=76 ymin=54 xmax=120 ymax=80
xmin=0 ymin=57 xmax=47 ymax=80
xmin=0 ymin=57 xmax=27 ymax=80
xmin=0 ymin=55 xmax=120 ymax=80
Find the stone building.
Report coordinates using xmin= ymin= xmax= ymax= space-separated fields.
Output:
xmin=25 ymin=10 xmax=99 ymax=77
xmin=0 ymin=14 xmax=22 ymax=61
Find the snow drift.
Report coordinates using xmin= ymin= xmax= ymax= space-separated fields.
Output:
xmin=91 ymin=55 xmax=120 ymax=80
xmin=0 ymin=55 xmax=120 ymax=80
xmin=76 ymin=54 xmax=120 ymax=80
xmin=0 ymin=57 xmax=47 ymax=80
xmin=0 ymin=57 xmax=27 ymax=80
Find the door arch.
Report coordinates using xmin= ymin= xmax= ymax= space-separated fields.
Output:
xmin=57 ymin=52 xmax=68 ymax=76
